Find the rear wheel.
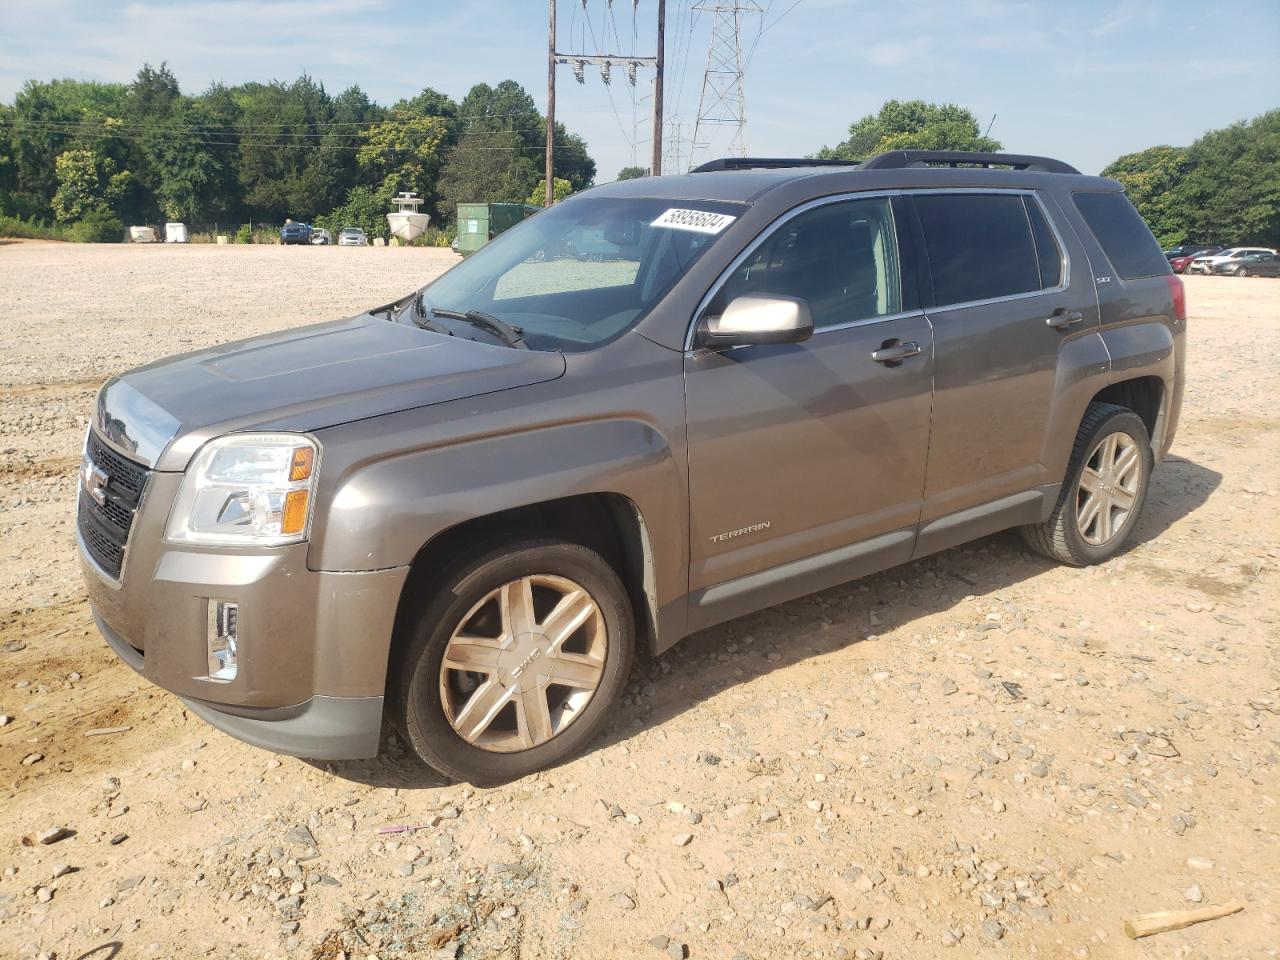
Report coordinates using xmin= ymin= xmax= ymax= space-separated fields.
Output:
xmin=1021 ymin=403 xmax=1153 ymax=566
xmin=394 ymin=540 xmax=634 ymax=785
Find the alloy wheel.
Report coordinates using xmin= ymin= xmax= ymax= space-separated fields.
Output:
xmin=1075 ymin=431 xmax=1142 ymax=546
xmin=439 ymin=574 xmax=607 ymax=753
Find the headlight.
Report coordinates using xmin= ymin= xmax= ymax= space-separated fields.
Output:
xmin=166 ymin=433 xmax=319 ymax=545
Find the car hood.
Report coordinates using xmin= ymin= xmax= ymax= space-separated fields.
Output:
xmin=94 ymin=315 xmax=566 ymax=471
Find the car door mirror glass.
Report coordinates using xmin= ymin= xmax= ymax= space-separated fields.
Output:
xmin=698 ymin=295 xmax=814 ymax=348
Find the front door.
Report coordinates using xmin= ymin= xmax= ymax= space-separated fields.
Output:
xmin=683 ymin=195 xmax=934 ymax=630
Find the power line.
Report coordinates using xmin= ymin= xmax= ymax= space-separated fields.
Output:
xmin=2 ymin=110 xmax=561 ymax=134
xmin=580 ymin=0 xmax=636 ymax=151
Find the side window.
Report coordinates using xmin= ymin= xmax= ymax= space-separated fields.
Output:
xmin=1024 ymin=197 xmax=1063 ymax=289
xmin=711 ymin=196 xmax=901 ymax=329
xmin=914 ymin=193 xmax=1041 ymax=306
xmin=1072 ymin=191 xmax=1169 ymax=279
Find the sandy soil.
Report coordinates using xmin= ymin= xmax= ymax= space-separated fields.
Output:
xmin=0 ymin=244 xmax=1276 ymax=960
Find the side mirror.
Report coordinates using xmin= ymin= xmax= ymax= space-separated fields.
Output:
xmin=698 ymin=295 xmax=814 ymax=348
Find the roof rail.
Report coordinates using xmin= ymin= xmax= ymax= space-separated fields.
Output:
xmin=860 ymin=150 xmax=1080 ymax=175
xmin=690 ymin=157 xmax=859 ymax=173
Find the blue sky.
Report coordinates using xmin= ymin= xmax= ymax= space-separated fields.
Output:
xmin=1 ymin=0 xmax=1277 ymax=177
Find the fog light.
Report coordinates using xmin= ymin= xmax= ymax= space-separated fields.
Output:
xmin=207 ymin=600 xmax=239 ymax=681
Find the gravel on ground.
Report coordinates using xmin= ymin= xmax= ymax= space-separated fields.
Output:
xmin=0 ymin=242 xmax=1277 ymax=959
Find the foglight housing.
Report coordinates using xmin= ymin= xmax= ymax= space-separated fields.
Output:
xmin=166 ymin=433 xmax=320 ymax=545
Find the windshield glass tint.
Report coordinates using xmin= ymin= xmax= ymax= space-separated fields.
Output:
xmin=423 ymin=197 xmax=744 ymax=351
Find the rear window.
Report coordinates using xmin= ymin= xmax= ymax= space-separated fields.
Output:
xmin=914 ymin=194 xmax=1042 ymax=306
xmin=1073 ymin=192 xmax=1169 ymax=280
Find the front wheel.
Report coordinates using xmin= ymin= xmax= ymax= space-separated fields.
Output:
xmin=393 ymin=540 xmax=635 ymax=785
xmin=1021 ymin=403 xmax=1153 ymax=566
xmin=1236 ymin=266 xmax=1248 ymax=277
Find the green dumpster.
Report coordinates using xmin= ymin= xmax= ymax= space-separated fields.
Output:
xmin=455 ymin=203 xmax=539 ymax=255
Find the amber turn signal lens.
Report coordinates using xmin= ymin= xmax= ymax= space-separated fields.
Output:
xmin=281 ymin=489 xmax=309 ymax=534
xmin=289 ymin=446 xmax=314 ymax=481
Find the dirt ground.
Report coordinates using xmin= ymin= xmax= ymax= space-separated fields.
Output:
xmin=0 ymin=242 xmax=1276 ymax=960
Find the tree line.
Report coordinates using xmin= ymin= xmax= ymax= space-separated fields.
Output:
xmin=1102 ymin=109 xmax=1279 ymax=248
xmin=3 ymin=77 xmax=1275 ymax=248
xmin=0 ymin=63 xmax=597 ymax=241
xmin=819 ymin=100 xmax=1279 ymax=249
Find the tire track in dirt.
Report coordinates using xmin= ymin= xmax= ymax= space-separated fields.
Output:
xmin=0 ymin=377 xmax=104 ymax=399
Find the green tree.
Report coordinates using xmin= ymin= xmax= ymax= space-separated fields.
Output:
xmin=9 ymin=78 xmax=131 ymax=218
xmin=1100 ymin=145 xmax=1191 ymax=246
xmin=356 ymin=113 xmax=449 ymax=205
xmin=129 ymin=62 xmax=180 ymax=119
xmin=234 ymin=75 xmax=340 ymax=221
xmin=816 ymin=99 xmax=1001 ymax=160
xmin=551 ymin=127 xmax=596 ymax=190
xmin=616 ymin=165 xmax=649 ymax=180
xmin=315 ymin=183 xmax=394 ymax=241
xmin=0 ymin=103 xmax=15 ymax=212
xmin=394 ymin=87 xmax=458 ymax=122
xmin=1102 ymin=109 xmax=1280 ymax=248
xmin=438 ymin=128 xmax=539 ymax=212
xmin=1177 ymin=109 xmax=1280 ymax=247
xmin=51 ymin=148 xmax=130 ymax=222
xmin=528 ymin=177 xmax=574 ymax=205
xmin=1 ymin=65 xmax=598 ymax=235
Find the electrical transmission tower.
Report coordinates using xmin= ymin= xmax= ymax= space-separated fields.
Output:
xmin=690 ymin=0 xmax=759 ymax=164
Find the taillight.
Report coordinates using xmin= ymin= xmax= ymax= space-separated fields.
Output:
xmin=1166 ymin=274 xmax=1186 ymax=323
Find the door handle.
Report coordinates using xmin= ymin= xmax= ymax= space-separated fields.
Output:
xmin=1046 ymin=309 xmax=1084 ymax=330
xmin=870 ymin=341 xmax=921 ymax=364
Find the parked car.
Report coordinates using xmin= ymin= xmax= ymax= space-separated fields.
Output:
xmin=310 ymin=228 xmax=332 ymax=246
xmin=78 ymin=150 xmax=1185 ymax=785
xmin=1168 ymin=252 xmax=1203 ymax=274
xmin=337 ymin=226 xmax=368 ymax=247
xmin=1185 ymin=247 xmax=1275 ymax=274
xmin=279 ymin=221 xmax=312 ymax=245
xmin=1214 ymin=251 xmax=1280 ymax=277
xmin=1164 ymin=244 xmax=1218 ymax=260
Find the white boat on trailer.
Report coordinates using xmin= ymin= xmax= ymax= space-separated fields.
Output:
xmin=386 ymin=192 xmax=430 ymax=243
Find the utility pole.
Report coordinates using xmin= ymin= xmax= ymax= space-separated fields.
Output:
xmin=652 ymin=0 xmax=665 ymax=176
xmin=546 ymin=0 xmax=557 ymax=208
xmin=548 ymin=1 xmax=664 ymax=197
xmin=691 ymin=0 xmax=759 ymax=164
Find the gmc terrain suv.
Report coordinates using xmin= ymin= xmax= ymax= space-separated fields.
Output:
xmin=78 ymin=150 xmax=1186 ymax=784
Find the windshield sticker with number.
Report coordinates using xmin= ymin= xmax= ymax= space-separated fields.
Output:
xmin=650 ymin=208 xmax=737 ymax=234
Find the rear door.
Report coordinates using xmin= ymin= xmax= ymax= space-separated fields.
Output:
xmin=683 ymin=194 xmax=934 ymax=628
xmin=908 ymin=190 xmax=1097 ymax=551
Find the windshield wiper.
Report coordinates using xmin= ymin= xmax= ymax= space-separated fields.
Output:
xmin=409 ymin=290 xmax=453 ymax=336
xmin=430 ymin=307 xmax=528 ymax=349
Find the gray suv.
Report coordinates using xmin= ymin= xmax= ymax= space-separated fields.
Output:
xmin=78 ymin=150 xmax=1186 ymax=784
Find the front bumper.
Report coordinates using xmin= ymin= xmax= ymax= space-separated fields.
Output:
xmin=80 ymin=487 xmax=410 ymax=758
xmin=94 ymin=607 xmax=385 ymax=758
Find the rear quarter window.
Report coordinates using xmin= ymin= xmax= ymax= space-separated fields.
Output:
xmin=1073 ymin=192 xmax=1170 ymax=280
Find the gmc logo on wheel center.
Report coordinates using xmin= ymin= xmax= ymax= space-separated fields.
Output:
xmin=510 ymin=646 xmax=543 ymax=680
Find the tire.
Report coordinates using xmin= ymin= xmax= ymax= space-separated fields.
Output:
xmin=1021 ymin=403 xmax=1153 ymax=567
xmin=393 ymin=539 xmax=634 ymax=785
xmin=1237 ymin=266 xmax=1248 ymax=277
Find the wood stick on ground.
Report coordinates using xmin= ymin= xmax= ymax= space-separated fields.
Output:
xmin=83 ymin=725 xmax=133 ymax=737
xmin=1124 ymin=902 xmax=1243 ymax=939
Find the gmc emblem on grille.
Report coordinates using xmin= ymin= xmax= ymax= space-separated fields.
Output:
xmin=82 ymin=456 xmax=109 ymax=507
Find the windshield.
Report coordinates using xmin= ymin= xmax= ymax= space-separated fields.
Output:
xmin=419 ymin=196 xmax=744 ymax=351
